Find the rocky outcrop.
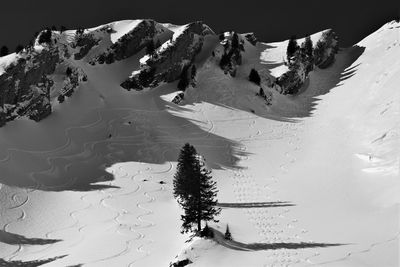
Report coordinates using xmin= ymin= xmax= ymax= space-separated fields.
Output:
xmin=275 ymin=30 xmax=339 ymax=95
xmin=94 ymin=20 xmax=158 ymax=64
xmin=172 ymin=92 xmax=185 ymax=104
xmin=60 ymin=67 xmax=88 ymax=97
xmin=244 ymin=33 xmax=258 ymax=46
xmin=0 ymin=33 xmax=88 ymax=126
xmin=121 ymin=21 xmax=213 ymax=90
xmin=170 ymin=259 xmax=192 ymax=267
xmin=73 ymin=32 xmax=101 ymax=60
xmin=0 ymin=48 xmax=60 ymax=125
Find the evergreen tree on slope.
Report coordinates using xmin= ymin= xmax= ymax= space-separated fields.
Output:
xmin=173 ymin=143 xmax=220 ymax=234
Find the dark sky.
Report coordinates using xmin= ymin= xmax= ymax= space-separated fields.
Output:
xmin=0 ymin=0 xmax=399 ymax=50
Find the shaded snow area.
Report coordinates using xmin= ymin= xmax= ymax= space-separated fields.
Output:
xmin=0 ymin=20 xmax=399 ymax=266
xmin=110 ymin=20 xmax=143 ymax=43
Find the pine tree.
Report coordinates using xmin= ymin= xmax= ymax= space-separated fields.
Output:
xmin=302 ymin=35 xmax=313 ymax=59
xmin=38 ymin=29 xmax=52 ymax=44
xmin=76 ymin=28 xmax=84 ymax=35
xmin=224 ymin=224 xmax=232 ymax=240
xmin=145 ymin=41 xmax=156 ymax=56
xmin=231 ymin=32 xmax=240 ymax=50
xmin=138 ymin=66 xmax=156 ymax=87
xmin=57 ymin=94 xmax=65 ymax=103
xmin=66 ymin=67 xmax=73 ymax=76
xmin=0 ymin=46 xmax=9 ymax=56
xmin=173 ymin=143 xmax=220 ymax=234
xmin=219 ymin=52 xmax=231 ymax=69
xmin=249 ymin=68 xmax=261 ymax=85
xmin=286 ymin=35 xmax=299 ymax=62
xmin=15 ymin=45 xmax=24 ymax=53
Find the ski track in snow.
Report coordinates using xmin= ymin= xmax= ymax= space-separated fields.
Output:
xmin=1 ymin=21 xmax=399 ymax=266
xmin=0 ymin=107 xmax=167 ymax=263
xmin=200 ymin=106 xmax=319 ymax=266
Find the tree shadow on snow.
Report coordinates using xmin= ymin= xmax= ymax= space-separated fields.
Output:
xmin=217 ymin=201 xmax=295 ymax=208
xmin=0 ymin=85 xmax=248 ymax=192
xmin=191 ymin=44 xmax=365 ymax=123
xmin=266 ymin=45 xmax=366 ymax=120
xmin=0 ymin=255 xmax=66 ymax=267
xmin=211 ymin=228 xmax=345 ymax=252
xmin=0 ymin=230 xmax=61 ymax=245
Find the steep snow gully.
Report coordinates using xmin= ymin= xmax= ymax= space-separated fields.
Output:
xmin=0 ymin=19 xmax=399 ymax=266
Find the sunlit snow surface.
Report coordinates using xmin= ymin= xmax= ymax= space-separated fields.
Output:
xmin=0 ymin=20 xmax=398 ymax=266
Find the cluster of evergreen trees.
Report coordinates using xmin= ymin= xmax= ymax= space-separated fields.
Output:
xmin=0 ymin=46 xmax=9 ymax=56
xmin=286 ymin=35 xmax=314 ymax=66
xmin=38 ymin=29 xmax=53 ymax=44
xmin=173 ymin=143 xmax=220 ymax=234
xmin=219 ymin=32 xmax=244 ymax=76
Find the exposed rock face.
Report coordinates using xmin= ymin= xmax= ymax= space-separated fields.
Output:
xmin=121 ymin=22 xmax=213 ymax=90
xmin=73 ymin=33 xmax=101 ymax=60
xmin=244 ymin=33 xmax=258 ymax=46
xmin=0 ymin=28 xmax=89 ymax=127
xmin=0 ymin=48 xmax=60 ymax=125
xmin=95 ymin=20 xmax=158 ymax=64
xmin=172 ymin=92 xmax=185 ymax=104
xmin=275 ymin=30 xmax=339 ymax=95
xmin=61 ymin=67 xmax=88 ymax=97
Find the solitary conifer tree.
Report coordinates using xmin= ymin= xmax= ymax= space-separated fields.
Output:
xmin=286 ymin=35 xmax=299 ymax=62
xmin=15 ymin=45 xmax=24 ymax=53
xmin=173 ymin=143 xmax=220 ymax=234
xmin=302 ymin=35 xmax=314 ymax=60
xmin=249 ymin=68 xmax=261 ymax=85
xmin=0 ymin=46 xmax=9 ymax=56
xmin=224 ymin=224 xmax=232 ymax=240
xmin=231 ymin=32 xmax=240 ymax=50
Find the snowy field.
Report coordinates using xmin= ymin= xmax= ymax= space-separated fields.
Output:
xmin=0 ymin=21 xmax=399 ymax=266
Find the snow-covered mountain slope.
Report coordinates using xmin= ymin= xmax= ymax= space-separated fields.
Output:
xmin=0 ymin=19 xmax=398 ymax=266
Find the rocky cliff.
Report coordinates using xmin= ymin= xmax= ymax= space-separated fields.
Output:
xmin=0 ymin=29 xmax=88 ymax=126
xmin=121 ymin=22 xmax=214 ymax=90
xmin=93 ymin=20 xmax=162 ymax=65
